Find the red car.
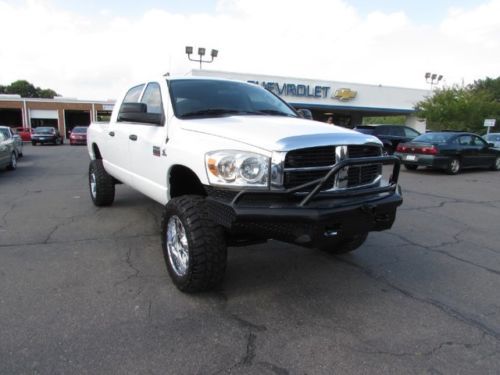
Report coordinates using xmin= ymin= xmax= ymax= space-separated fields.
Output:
xmin=15 ymin=127 xmax=33 ymax=142
xmin=69 ymin=126 xmax=88 ymax=145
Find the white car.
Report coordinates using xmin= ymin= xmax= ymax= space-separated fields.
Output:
xmin=485 ymin=133 xmax=500 ymax=148
xmin=87 ymin=77 xmax=403 ymax=293
xmin=0 ymin=125 xmax=23 ymax=158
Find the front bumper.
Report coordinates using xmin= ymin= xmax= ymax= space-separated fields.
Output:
xmin=206 ymin=156 xmax=403 ymax=247
xmin=32 ymin=137 xmax=57 ymax=144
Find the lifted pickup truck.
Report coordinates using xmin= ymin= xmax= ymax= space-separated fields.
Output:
xmin=87 ymin=77 xmax=402 ymax=293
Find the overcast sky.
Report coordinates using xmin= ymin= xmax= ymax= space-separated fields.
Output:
xmin=0 ymin=0 xmax=498 ymax=100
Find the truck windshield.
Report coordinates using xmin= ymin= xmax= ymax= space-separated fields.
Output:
xmin=169 ymin=79 xmax=297 ymax=119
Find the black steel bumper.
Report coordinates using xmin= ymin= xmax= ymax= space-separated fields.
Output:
xmin=206 ymin=156 xmax=403 ymax=247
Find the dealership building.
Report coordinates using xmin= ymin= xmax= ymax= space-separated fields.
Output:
xmin=0 ymin=95 xmax=114 ymax=138
xmin=0 ymin=70 xmax=430 ymax=136
xmin=191 ymin=70 xmax=431 ymax=132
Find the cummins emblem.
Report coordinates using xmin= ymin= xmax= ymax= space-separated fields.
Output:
xmin=332 ymin=88 xmax=357 ymax=101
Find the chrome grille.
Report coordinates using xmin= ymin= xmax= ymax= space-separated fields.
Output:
xmin=283 ymin=145 xmax=382 ymax=191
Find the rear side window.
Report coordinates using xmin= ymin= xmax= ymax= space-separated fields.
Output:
xmin=141 ymin=83 xmax=163 ymax=114
xmin=404 ymin=127 xmax=420 ymax=138
xmin=123 ymin=84 xmax=145 ymax=103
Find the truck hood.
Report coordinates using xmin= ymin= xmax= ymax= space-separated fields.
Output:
xmin=179 ymin=116 xmax=381 ymax=151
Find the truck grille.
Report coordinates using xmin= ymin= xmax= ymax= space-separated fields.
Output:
xmin=283 ymin=145 xmax=382 ymax=191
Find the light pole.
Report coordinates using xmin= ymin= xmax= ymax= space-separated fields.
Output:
xmin=185 ymin=46 xmax=218 ymax=69
xmin=425 ymin=72 xmax=443 ymax=90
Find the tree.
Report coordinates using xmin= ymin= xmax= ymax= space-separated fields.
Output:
xmin=415 ymin=77 xmax=500 ymax=132
xmin=1 ymin=80 xmax=59 ymax=98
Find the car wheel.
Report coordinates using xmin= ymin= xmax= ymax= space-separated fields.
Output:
xmin=161 ymin=195 xmax=227 ymax=293
xmin=32 ymin=142 xmax=36 ymax=146
xmin=445 ymin=158 xmax=461 ymax=175
xmin=319 ymin=233 xmax=368 ymax=254
xmin=404 ymin=164 xmax=418 ymax=170
xmin=7 ymin=153 xmax=17 ymax=171
xmin=88 ymin=159 xmax=115 ymax=206
xmin=383 ymin=146 xmax=394 ymax=155
xmin=490 ymin=156 xmax=500 ymax=171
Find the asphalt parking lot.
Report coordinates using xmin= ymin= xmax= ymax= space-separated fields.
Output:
xmin=1 ymin=144 xmax=499 ymax=374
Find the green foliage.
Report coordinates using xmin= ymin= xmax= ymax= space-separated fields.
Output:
xmin=362 ymin=115 xmax=407 ymax=125
xmin=415 ymin=77 xmax=500 ymax=132
xmin=1 ymin=80 xmax=59 ymax=98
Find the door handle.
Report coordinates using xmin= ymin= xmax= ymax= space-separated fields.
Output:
xmin=129 ymin=134 xmax=138 ymax=141
xmin=108 ymin=131 xmax=115 ymax=137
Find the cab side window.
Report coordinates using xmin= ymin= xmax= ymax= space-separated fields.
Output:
xmin=141 ymin=83 xmax=163 ymax=115
xmin=458 ymin=135 xmax=472 ymax=146
xmin=471 ymin=136 xmax=487 ymax=147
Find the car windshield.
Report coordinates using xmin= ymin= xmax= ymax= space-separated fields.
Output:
xmin=72 ymin=127 xmax=87 ymax=133
xmin=35 ymin=127 xmax=55 ymax=134
xmin=0 ymin=128 xmax=10 ymax=138
xmin=412 ymin=133 xmax=454 ymax=144
xmin=169 ymin=79 xmax=297 ymax=119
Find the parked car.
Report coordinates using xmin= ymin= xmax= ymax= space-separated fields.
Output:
xmin=69 ymin=126 xmax=88 ymax=145
xmin=353 ymin=124 xmax=421 ymax=154
xmin=0 ymin=125 xmax=23 ymax=157
xmin=484 ymin=133 xmax=500 ymax=148
xmin=0 ymin=131 xmax=17 ymax=170
xmin=394 ymin=131 xmax=500 ymax=174
xmin=31 ymin=127 xmax=63 ymax=145
xmin=15 ymin=127 xmax=33 ymax=142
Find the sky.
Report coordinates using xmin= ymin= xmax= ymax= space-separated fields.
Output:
xmin=0 ymin=0 xmax=498 ymax=100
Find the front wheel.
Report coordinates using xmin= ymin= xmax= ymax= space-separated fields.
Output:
xmin=319 ymin=233 xmax=368 ymax=254
xmin=88 ymin=159 xmax=115 ymax=206
xmin=490 ymin=156 xmax=500 ymax=171
xmin=161 ymin=195 xmax=227 ymax=293
xmin=7 ymin=153 xmax=17 ymax=170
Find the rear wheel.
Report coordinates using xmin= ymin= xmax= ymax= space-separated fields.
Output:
xmin=88 ymin=159 xmax=115 ymax=206
xmin=7 ymin=153 xmax=17 ymax=170
xmin=319 ymin=233 xmax=368 ymax=255
xmin=490 ymin=156 xmax=500 ymax=171
xmin=161 ymin=195 xmax=227 ymax=293
xmin=445 ymin=158 xmax=461 ymax=175
xmin=404 ymin=164 xmax=418 ymax=170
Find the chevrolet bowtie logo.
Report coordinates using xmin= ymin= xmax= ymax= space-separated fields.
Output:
xmin=333 ymin=88 xmax=357 ymax=101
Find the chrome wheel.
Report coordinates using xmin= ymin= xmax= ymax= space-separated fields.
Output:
xmin=495 ymin=157 xmax=500 ymax=170
xmin=11 ymin=154 xmax=16 ymax=169
xmin=450 ymin=159 xmax=460 ymax=174
xmin=90 ymin=172 xmax=97 ymax=199
xmin=167 ymin=216 xmax=189 ymax=277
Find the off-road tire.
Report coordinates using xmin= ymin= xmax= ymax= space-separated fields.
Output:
xmin=6 ymin=153 xmax=17 ymax=170
xmin=320 ymin=233 xmax=368 ymax=255
xmin=404 ymin=164 xmax=418 ymax=171
xmin=445 ymin=157 xmax=461 ymax=175
xmin=88 ymin=159 xmax=115 ymax=206
xmin=161 ymin=195 xmax=227 ymax=293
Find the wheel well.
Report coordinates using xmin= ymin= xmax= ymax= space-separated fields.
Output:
xmin=92 ymin=143 xmax=102 ymax=160
xmin=169 ymin=165 xmax=206 ymax=198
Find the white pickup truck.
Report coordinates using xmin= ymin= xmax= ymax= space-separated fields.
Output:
xmin=87 ymin=77 xmax=403 ymax=293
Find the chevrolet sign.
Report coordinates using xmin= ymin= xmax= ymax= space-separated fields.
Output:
xmin=333 ymin=88 xmax=357 ymax=101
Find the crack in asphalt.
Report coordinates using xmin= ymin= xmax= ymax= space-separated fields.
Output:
xmin=349 ymin=335 xmax=485 ymax=358
xmin=333 ymin=256 xmax=500 ymax=342
xmin=385 ymin=231 xmax=500 ymax=277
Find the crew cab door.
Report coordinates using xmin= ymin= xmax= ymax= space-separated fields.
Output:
xmin=104 ymin=84 xmax=145 ymax=185
xmin=127 ymin=82 xmax=168 ymax=203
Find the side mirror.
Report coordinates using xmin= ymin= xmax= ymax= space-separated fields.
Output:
xmin=296 ymin=108 xmax=313 ymax=120
xmin=118 ymin=102 xmax=163 ymax=126
xmin=488 ymin=142 xmax=495 ymax=147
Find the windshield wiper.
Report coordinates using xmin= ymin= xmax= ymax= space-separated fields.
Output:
xmin=181 ymin=109 xmax=255 ymax=118
xmin=255 ymin=109 xmax=296 ymax=117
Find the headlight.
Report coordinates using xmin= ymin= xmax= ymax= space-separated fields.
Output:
xmin=206 ymin=151 xmax=269 ymax=188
